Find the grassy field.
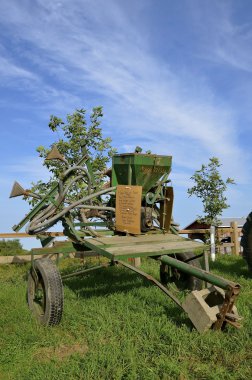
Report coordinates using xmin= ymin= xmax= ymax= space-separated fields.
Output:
xmin=0 ymin=255 xmax=252 ymax=380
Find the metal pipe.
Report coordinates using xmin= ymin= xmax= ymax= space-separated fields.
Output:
xmin=29 ymin=174 xmax=87 ymax=228
xmin=62 ymin=263 xmax=110 ymax=280
xmin=13 ymin=154 xmax=89 ymax=232
xmin=61 ymin=167 xmax=92 ymax=197
xmin=76 ymin=205 xmax=115 ymax=212
xmin=160 ymin=255 xmax=240 ymax=291
xmin=79 ymin=210 xmax=99 ymax=237
xmin=31 ymin=171 xmax=92 ymax=229
xmin=128 ymin=165 xmax=132 ymax=185
xmin=27 ymin=186 xmax=116 ymax=233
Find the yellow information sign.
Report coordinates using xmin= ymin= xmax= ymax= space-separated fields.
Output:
xmin=115 ymin=185 xmax=142 ymax=234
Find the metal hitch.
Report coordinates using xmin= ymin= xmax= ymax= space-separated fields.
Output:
xmin=182 ymin=285 xmax=242 ymax=332
xmin=160 ymin=255 xmax=241 ymax=331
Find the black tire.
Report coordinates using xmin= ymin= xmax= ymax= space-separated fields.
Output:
xmin=27 ymin=258 xmax=64 ymax=326
xmin=160 ymin=252 xmax=203 ymax=291
xmin=241 ymin=212 xmax=252 ymax=273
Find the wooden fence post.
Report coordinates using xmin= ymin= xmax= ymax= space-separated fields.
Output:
xmin=128 ymin=257 xmax=141 ymax=267
xmin=230 ymin=221 xmax=239 ymax=256
xmin=133 ymin=257 xmax=141 ymax=267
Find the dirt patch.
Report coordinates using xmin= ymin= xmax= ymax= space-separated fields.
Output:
xmin=33 ymin=343 xmax=88 ymax=362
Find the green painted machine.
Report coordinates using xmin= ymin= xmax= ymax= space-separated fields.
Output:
xmin=10 ymin=147 xmax=242 ymax=332
xmin=241 ymin=212 xmax=252 ymax=273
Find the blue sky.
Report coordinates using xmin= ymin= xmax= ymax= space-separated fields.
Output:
xmin=0 ymin=0 xmax=251 ymax=249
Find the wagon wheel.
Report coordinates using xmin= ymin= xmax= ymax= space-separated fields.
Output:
xmin=241 ymin=212 xmax=252 ymax=273
xmin=160 ymin=252 xmax=203 ymax=291
xmin=27 ymin=258 xmax=64 ymax=326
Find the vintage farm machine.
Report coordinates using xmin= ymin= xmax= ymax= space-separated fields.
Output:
xmin=241 ymin=211 xmax=252 ymax=273
xmin=10 ymin=147 xmax=242 ymax=332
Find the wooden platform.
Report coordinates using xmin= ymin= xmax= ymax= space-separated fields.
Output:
xmin=84 ymin=233 xmax=204 ymax=260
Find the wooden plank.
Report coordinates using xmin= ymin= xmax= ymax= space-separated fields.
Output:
xmin=108 ymin=240 xmax=203 ymax=256
xmin=216 ymin=227 xmax=242 ymax=233
xmin=179 ymin=229 xmax=210 ymax=234
xmin=128 ymin=257 xmax=141 ymax=267
xmin=83 ymin=234 xmax=204 ymax=260
xmin=179 ymin=228 xmax=242 ymax=234
xmin=87 ymin=233 xmax=183 ymax=247
xmin=112 ymin=245 xmax=204 ymax=259
xmin=0 ymin=232 xmax=64 ymax=238
xmin=0 ymin=253 xmax=58 ymax=264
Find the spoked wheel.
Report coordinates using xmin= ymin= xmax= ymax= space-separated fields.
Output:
xmin=241 ymin=212 xmax=252 ymax=273
xmin=27 ymin=258 xmax=64 ymax=326
xmin=160 ymin=252 xmax=203 ymax=291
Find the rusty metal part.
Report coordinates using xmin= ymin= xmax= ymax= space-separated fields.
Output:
xmin=213 ymin=285 xmax=241 ymax=330
xmin=45 ymin=145 xmax=67 ymax=163
xmin=159 ymin=186 xmax=173 ymax=232
xmin=9 ymin=181 xmax=26 ymax=198
xmin=0 ymin=232 xmax=64 ymax=238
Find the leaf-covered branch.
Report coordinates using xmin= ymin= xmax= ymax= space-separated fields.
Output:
xmin=29 ymin=106 xmax=117 ymax=207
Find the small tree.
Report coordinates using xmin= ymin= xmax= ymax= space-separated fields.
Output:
xmin=187 ymin=157 xmax=235 ymax=225
xmin=29 ymin=106 xmax=116 ymax=205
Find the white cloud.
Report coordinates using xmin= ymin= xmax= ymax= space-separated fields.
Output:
xmin=188 ymin=1 xmax=252 ymax=72
xmin=0 ymin=0 xmax=250 ymax=185
xmin=0 ymin=56 xmax=36 ymax=79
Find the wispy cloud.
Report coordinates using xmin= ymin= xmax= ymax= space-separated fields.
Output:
xmin=0 ymin=0 xmax=250 ymax=185
xmin=188 ymin=1 xmax=252 ymax=72
xmin=0 ymin=55 xmax=36 ymax=79
xmin=3 ymin=156 xmax=50 ymax=184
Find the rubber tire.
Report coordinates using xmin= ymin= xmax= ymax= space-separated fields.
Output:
xmin=241 ymin=212 xmax=252 ymax=273
xmin=27 ymin=258 xmax=64 ymax=326
xmin=160 ymin=252 xmax=203 ymax=291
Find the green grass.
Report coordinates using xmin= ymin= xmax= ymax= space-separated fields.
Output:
xmin=0 ymin=255 xmax=252 ymax=380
